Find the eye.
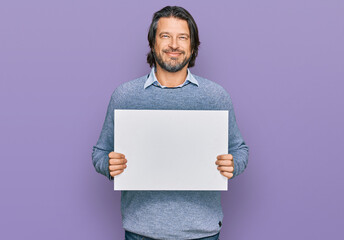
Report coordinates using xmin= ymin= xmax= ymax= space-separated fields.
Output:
xmin=180 ymin=36 xmax=187 ymax=40
xmin=162 ymin=34 xmax=169 ymax=38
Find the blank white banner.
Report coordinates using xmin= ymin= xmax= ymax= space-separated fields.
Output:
xmin=114 ymin=109 xmax=228 ymax=191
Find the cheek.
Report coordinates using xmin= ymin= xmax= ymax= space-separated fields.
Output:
xmin=154 ymin=41 xmax=163 ymax=51
xmin=157 ymin=44 xmax=168 ymax=52
xmin=183 ymin=43 xmax=192 ymax=53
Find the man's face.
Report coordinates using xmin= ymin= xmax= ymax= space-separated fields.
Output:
xmin=153 ymin=17 xmax=192 ymax=72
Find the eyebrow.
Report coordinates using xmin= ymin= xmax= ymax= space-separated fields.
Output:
xmin=159 ymin=32 xmax=190 ymax=37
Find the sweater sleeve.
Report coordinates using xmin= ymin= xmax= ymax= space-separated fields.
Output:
xmin=225 ymin=93 xmax=249 ymax=179
xmin=92 ymin=94 xmax=116 ymax=181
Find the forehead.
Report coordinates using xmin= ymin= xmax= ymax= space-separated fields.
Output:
xmin=156 ymin=17 xmax=190 ymax=35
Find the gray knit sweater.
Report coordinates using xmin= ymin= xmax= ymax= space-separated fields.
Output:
xmin=92 ymin=68 xmax=249 ymax=239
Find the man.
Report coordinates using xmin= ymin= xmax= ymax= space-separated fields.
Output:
xmin=92 ymin=6 xmax=249 ymax=240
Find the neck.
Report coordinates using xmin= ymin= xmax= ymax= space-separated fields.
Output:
xmin=155 ymin=64 xmax=188 ymax=87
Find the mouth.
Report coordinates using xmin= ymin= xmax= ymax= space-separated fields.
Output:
xmin=166 ymin=52 xmax=182 ymax=57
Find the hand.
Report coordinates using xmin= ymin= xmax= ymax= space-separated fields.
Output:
xmin=108 ymin=152 xmax=127 ymax=177
xmin=215 ymin=154 xmax=234 ymax=179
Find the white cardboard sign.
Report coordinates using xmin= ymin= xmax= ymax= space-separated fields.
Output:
xmin=114 ymin=109 xmax=228 ymax=191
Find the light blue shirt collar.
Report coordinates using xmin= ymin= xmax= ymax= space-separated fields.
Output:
xmin=144 ymin=66 xmax=199 ymax=89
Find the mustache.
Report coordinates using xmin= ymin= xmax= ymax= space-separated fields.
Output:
xmin=163 ymin=49 xmax=184 ymax=54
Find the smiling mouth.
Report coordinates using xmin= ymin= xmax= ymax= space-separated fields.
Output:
xmin=166 ymin=52 xmax=181 ymax=57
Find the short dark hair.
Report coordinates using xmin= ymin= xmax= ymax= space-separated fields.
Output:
xmin=146 ymin=6 xmax=201 ymax=68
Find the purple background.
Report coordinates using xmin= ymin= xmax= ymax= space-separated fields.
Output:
xmin=1 ymin=0 xmax=343 ymax=239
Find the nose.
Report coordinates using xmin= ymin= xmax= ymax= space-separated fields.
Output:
xmin=168 ymin=36 xmax=179 ymax=50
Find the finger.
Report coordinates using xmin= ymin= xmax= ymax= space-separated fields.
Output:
xmin=109 ymin=164 xmax=127 ymax=171
xmin=110 ymin=169 xmax=124 ymax=177
xmin=109 ymin=158 xmax=127 ymax=165
xmin=217 ymin=166 xmax=234 ymax=173
xmin=108 ymin=152 xmax=125 ymax=159
xmin=215 ymin=160 xmax=233 ymax=166
xmin=216 ymin=154 xmax=233 ymax=160
xmin=220 ymin=171 xmax=233 ymax=179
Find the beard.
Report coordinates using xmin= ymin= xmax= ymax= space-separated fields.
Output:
xmin=153 ymin=48 xmax=192 ymax=73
